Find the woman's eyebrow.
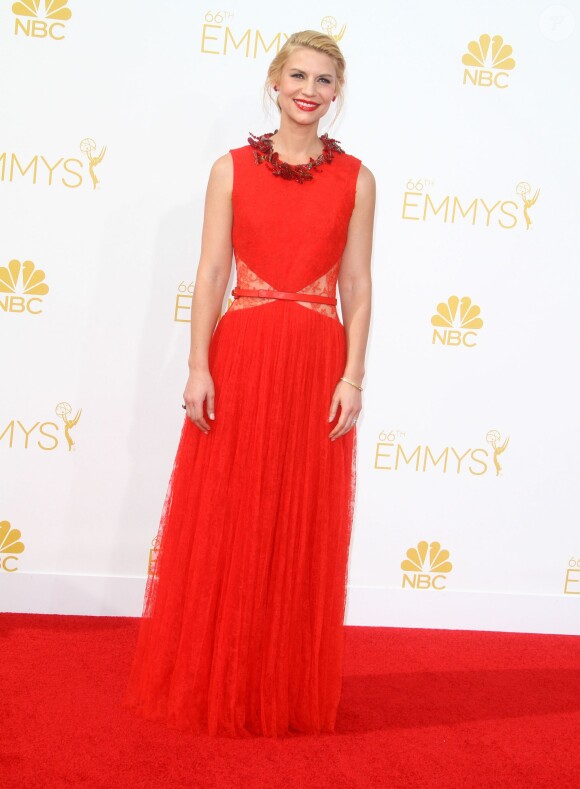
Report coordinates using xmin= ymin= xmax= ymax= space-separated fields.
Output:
xmin=288 ymin=68 xmax=334 ymax=78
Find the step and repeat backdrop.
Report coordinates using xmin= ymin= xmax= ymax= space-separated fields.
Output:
xmin=1 ymin=1 xmax=579 ymax=633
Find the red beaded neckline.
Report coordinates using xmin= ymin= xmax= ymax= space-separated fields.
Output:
xmin=248 ymin=130 xmax=345 ymax=184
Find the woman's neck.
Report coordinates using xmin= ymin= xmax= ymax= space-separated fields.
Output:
xmin=269 ymin=123 xmax=323 ymax=164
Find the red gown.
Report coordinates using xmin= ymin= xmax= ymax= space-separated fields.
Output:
xmin=123 ymin=133 xmax=362 ymax=738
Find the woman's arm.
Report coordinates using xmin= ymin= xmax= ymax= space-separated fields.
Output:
xmin=183 ymin=153 xmax=233 ymax=433
xmin=188 ymin=153 xmax=234 ymax=373
xmin=338 ymin=163 xmax=375 ymax=386
xmin=328 ymin=163 xmax=375 ymax=440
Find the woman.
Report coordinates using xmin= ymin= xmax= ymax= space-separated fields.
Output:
xmin=123 ymin=29 xmax=375 ymax=738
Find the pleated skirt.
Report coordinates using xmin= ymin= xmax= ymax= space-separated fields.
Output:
xmin=122 ymin=300 xmax=357 ymax=737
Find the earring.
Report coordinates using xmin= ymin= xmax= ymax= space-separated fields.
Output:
xmin=274 ymin=86 xmax=279 ymax=91
xmin=332 ymin=96 xmax=336 ymax=102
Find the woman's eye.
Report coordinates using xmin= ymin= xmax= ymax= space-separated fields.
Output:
xmin=291 ymin=74 xmax=331 ymax=84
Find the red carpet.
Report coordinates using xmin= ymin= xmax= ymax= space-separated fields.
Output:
xmin=2 ymin=613 xmax=579 ymax=788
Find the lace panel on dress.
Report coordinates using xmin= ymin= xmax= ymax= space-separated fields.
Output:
xmin=227 ymin=258 xmax=340 ymax=320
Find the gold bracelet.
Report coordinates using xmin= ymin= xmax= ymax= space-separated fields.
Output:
xmin=340 ymin=376 xmax=363 ymax=391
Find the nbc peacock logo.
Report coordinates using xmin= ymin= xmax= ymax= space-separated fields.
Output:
xmin=461 ymin=34 xmax=516 ymax=89
xmin=0 ymin=520 xmax=25 ymax=573
xmin=0 ymin=259 xmax=49 ymax=315
xmin=12 ymin=0 xmax=72 ymax=40
xmin=431 ymin=295 xmax=483 ymax=348
xmin=401 ymin=540 xmax=453 ymax=590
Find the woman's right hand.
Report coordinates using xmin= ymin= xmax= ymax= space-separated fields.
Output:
xmin=183 ymin=369 xmax=215 ymax=434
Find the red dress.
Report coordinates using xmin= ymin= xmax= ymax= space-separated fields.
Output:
xmin=123 ymin=133 xmax=362 ymax=738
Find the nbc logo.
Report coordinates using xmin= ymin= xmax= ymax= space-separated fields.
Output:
xmin=461 ymin=34 xmax=516 ymax=89
xmin=401 ymin=541 xmax=453 ymax=590
xmin=431 ymin=295 xmax=483 ymax=347
xmin=0 ymin=259 xmax=49 ymax=314
xmin=0 ymin=520 xmax=25 ymax=572
xmin=12 ymin=0 xmax=72 ymax=40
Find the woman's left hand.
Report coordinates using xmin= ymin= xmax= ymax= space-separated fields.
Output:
xmin=328 ymin=379 xmax=362 ymax=441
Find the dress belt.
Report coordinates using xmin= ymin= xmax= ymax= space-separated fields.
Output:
xmin=231 ymin=286 xmax=337 ymax=306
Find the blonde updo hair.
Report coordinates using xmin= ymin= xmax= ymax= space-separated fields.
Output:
xmin=263 ymin=30 xmax=346 ymax=125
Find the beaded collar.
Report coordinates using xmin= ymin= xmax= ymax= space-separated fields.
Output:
xmin=248 ymin=130 xmax=345 ymax=184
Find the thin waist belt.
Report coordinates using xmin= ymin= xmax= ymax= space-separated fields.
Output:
xmin=231 ymin=286 xmax=337 ymax=306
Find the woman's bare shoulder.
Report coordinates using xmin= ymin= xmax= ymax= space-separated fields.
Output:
xmin=210 ymin=151 xmax=234 ymax=174
xmin=207 ymin=152 xmax=234 ymax=192
xmin=354 ymin=163 xmax=376 ymax=208
xmin=357 ymin=163 xmax=376 ymax=189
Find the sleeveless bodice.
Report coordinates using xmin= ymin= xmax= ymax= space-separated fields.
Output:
xmin=229 ymin=142 xmax=362 ymax=294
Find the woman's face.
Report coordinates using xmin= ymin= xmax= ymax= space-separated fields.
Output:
xmin=275 ymin=47 xmax=337 ymax=126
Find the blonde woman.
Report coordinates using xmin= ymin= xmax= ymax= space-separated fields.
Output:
xmin=124 ymin=29 xmax=375 ymax=738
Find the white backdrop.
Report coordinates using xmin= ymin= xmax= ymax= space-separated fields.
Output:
xmin=1 ymin=0 xmax=579 ymax=634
